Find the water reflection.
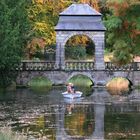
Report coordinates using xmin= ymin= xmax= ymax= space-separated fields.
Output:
xmin=0 ymin=88 xmax=140 ymax=139
xmin=55 ymin=94 xmax=106 ymax=139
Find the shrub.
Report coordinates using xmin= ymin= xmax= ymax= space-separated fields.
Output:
xmin=65 ymin=46 xmax=87 ymax=60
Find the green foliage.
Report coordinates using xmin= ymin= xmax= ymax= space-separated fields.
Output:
xmin=45 ymin=44 xmax=56 ymax=60
xmin=28 ymin=76 xmax=52 ymax=87
xmin=104 ymin=16 xmax=122 ymax=30
xmin=25 ymin=0 xmax=75 ymax=58
xmin=85 ymin=41 xmax=95 ymax=56
xmin=0 ymin=0 xmax=30 ymax=87
xmin=68 ymin=74 xmax=93 ymax=87
xmin=65 ymin=35 xmax=95 ymax=58
xmin=28 ymin=76 xmax=52 ymax=93
xmin=112 ymin=40 xmax=132 ymax=65
xmin=105 ymin=1 xmax=140 ymax=65
xmin=65 ymin=46 xmax=87 ymax=60
xmin=27 ymin=0 xmax=73 ymax=46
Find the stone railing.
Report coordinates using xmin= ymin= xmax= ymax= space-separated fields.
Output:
xmin=16 ymin=60 xmax=140 ymax=71
xmin=65 ymin=61 xmax=94 ymax=71
xmin=17 ymin=60 xmax=55 ymax=71
xmin=105 ymin=62 xmax=140 ymax=71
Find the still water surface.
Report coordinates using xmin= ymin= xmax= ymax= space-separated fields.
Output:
xmin=0 ymin=87 xmax=140 ymax=140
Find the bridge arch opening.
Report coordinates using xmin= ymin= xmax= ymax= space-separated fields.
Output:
xmin=106 ymin=77 xmax=133 ymax=95
xmin=65 ymin=34 xmax=95 ymax=61
xmin=67 ymin=74 xmax=94 ymax=87
xmin=28 ymin=76 xmax=52 ymax=88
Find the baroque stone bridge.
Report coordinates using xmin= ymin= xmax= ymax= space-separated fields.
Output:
xmin=16 ymin=61 xmax=140 ymax=86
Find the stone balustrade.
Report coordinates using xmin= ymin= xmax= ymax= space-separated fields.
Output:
xmin=16 ymin=60 xmax=140 ymax=71
xmin=65 ymin=61 xmax=94 ymax=71
xmin=16 ymin=60 xmax=55 ymax=71
xmin=105 ymin=62 xmax=140 ymax=71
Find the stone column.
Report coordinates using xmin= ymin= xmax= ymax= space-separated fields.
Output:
xmin=55 ymin=42 xmax=61 ymax=69
xmin=55 ymin=31 xmax=66 ymax=70
xmin=93 ymin=32 xmax=105 ymax=70
xmin=60 ymin=43 xmax=65 ymax=69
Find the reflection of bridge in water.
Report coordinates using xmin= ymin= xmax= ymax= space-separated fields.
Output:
xmin=54 ymin=89 xmax=140 ymax=140
xmin=54 ymin=90 xmax=111 ymax=140
xmin=1 ymin=89 xmax=140 ymax=139
xmin=55 ymin=105 xmax=105 ymax=140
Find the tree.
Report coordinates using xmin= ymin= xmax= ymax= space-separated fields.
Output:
xmin=80 ymin=0 xmax=100 ymax=11
xmin=105 ymin=0 xmax=140 ymax=65
xmin=0 ymin=0 xmax=30 ymax=87
xmin=26 ymin=0 xmax=73 ymax=59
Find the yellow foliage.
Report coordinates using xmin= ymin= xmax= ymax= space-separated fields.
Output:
xmin=66 ymin=35 xmax=90 ymax=47
xmin=26 ymin=37 xmax=46 ymax=59
xmin=80 ymin=0 xmax=100 ymax=11
xmin=36 ymin=115 xmax=45 ymax=128
xmin=106 ymin=77 xmax=130 ymax=95
xmin=32 ymin=0 xmax=47 ymax=4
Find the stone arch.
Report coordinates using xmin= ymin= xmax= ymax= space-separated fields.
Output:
xmin=63 ymin=31 xmax=94 ymax=47
xmin=106 ymin=76 xmax=133 ymax=88
xmin=17 ymin=72 xmax=53 ymax=86
xmin=66 ymin=72 xmax=95 ymax=84
xmin=64 ymin=32 xmax=95 ymax=60
xmin=55 ymin=31 xmax=105 ymax=70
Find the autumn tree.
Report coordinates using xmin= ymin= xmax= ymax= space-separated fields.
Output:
xmin=26 ymin=0 xmax=73 ymax=59
xmin=105 ymin=0 xmax=140 ymax=65
xmin=80 ymin=0 xmax=100 ymax=11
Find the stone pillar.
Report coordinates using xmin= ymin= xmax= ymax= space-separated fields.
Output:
xmin=93 ymin=32 xmax=105 ymax=70
xmin=55 ymin=31 xmax=66 ymax=70
xmin=55 ymin=42 xmax=61 ymax=69
xmin=60 ymin=43 xmax=65 ymax=69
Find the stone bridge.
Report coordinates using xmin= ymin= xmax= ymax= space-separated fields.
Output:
xmin=16 ymin=4 xmax=140 ymax=87
xmin=16 ymin=61 xmax=140 ymax=86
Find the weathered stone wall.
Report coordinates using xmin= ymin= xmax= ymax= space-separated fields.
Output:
xmin=16 ymin=70 xmax=140 ymax=86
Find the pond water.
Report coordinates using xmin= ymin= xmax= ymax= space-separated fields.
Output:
xmin=0 ymin=87 xmax=140 ymax=140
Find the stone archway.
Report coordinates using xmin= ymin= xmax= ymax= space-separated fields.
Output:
xmin=55 ymin=31 xmax=105 ymax=70
xmin=55 ymin=4 xmax=106 ymax=70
